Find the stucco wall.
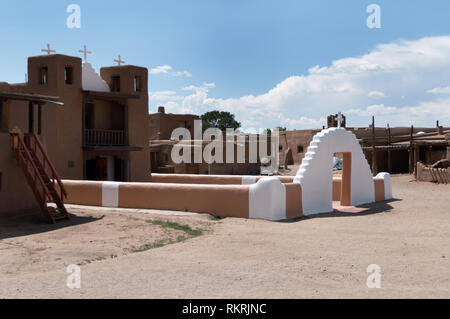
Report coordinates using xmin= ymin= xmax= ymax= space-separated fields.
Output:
xmin=0 ymin=132 xmax=38 ymax=217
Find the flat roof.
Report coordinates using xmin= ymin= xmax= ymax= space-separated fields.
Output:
xmin=0 ymin=92 xmax=63 ymax=105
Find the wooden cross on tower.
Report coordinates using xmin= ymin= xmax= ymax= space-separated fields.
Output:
xmin=79 ymin=45 xmax=92 ymax=62
xmin=114 ymin=55 xmax=125 ymax=66
xmin=337 ymin=112 xmax=344 ymax=128
xmin=41 ymin=44 xmax=55 ymax=55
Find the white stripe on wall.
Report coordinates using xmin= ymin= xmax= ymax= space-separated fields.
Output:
xmin=102 ymin=182 xmax=120 ymax=208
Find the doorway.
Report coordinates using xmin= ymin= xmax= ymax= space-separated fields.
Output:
xmin=85 ymin=157 xmax=108 ymax=181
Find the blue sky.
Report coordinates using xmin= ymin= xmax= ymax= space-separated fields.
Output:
xmin=1 ymin=0 xmax=450 ymax=130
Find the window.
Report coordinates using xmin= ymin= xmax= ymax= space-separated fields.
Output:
xmin=37 ymin=104 xmax=42 ymax=135
xmin=68 ymin=160 xmax=75 ymax=168
xmin=0 ymin=100 xmax=3 ymax=130
xmin=279 ymin=145 xmax=283 ymax=152
xmin=39 ymin=67 xmax=48 ymax=85
xmin=64 ymin=67 xmax=73 ymax=84
xmin=112 ymin=76 xmax=120 ymax=92
xmin=297 ymin=145 xmax=304 ymax=153
xmin=134 ymin=76 xmax=141 ymax=92
xmin=28 ymin=102 xmax=34 ymax=133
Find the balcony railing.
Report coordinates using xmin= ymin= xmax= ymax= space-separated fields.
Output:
xmin=84 ymin=129 xmax=126 ymax=146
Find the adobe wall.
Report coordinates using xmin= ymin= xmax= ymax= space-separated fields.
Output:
xmin=101 ymin=65 xmax=151 ymax=182
xmin=27 ymin=54 xmax=84 ymax=180
xmin=61 ymin=173 xmax=390 ymax=221
xmin=149 ymin=111 xmax=200 ymax=140
xmin=63 ymin=178 xmax=303 ymax=220
xmin=0 ymin=132 xmax=39 ymax=217
xmin=416 ymin=162 xmax=450 ymax=184
xmin=447 ymin=134 xmax=450 ymax=159
xmin=279 ymin=130 xmax=321 ymax=165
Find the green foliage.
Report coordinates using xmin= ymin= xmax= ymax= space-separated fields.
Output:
xmin=200 ymin=111 xmax=241 ymax=133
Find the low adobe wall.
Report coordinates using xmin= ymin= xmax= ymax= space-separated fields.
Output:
xmin=61 ymin=178 xmax=303 ymax=221
xmin=151 ymin=173 xmax=295 ymax=185
xmin=332 ymin=176 xmax=390 ymax=202
xmin=417 ymin=162 xmax=450 ymax=184
xmin=60 ymin=173 xmax=392 ymax=221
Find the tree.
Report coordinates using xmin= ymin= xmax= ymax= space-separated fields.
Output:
xmin=201 ymin=111 xmax=241 ymax=133
xmin=275 ymin=126 xmax=287 ymax=132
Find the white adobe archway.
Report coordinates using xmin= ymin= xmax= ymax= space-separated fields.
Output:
xmin=294 ymin=127 xmax=375 ymax=215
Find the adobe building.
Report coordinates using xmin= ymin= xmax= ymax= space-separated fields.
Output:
xmin=279 ymin=114 xmax=449 ymax=176
xmin=0 ymin=53 xmax=151 ymax=217
xmin=149 ymin=108 xmax=270 ymax=175
xmin=149 ymin=106 xmax=199 ymax=140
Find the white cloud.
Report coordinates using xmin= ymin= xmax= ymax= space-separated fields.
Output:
xmin=149 ymin=65 xmax=192 ymax=78
xmin=427 ymin=86 xmax=450 ymax=94
xmin=152 ymin=36 xmax=450 ymax=130
xmin=149 ymin=65 xmax=172 ymax=75
xmin=368 ymin=91 xmax=387 ymax=98
xmin=150 ymin=90 xmax=184 ymax=101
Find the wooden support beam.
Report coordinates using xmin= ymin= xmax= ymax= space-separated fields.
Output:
xmin=414 ymin=145 xmax=419 ymax=178
xmin=371 ymin=116 xmax=377 ymax=176
xmin=409 ymin=125 xmax=414 ymax=174
xmin=387 ymin=124 xmax=392 ymax=173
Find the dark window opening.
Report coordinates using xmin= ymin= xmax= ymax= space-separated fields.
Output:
xmin=297 ymin=145 xmax=304 ymax=153
xmin=37 ymin=104 xmax=42 ymax=135
xmin=39 ymin=67 xmax=48 ymax=85
xmin=28 ymin=102 xmax=34 ymax=133
xmin=0 ymin=100 xmax=3 ymax=130
xmin=279 ymin=146 xmax=283 ymax=152
xmin=68 ymin=160 xmax=75 ymax=168
xmin=112 ymin=76 xmax=120 ymax=92
xmin=163 ymin=154 xmax=169 ymax=165
xmin=64 ymin=67 xmax=73 ymax=84
xmin=85 ymin=103 xmax=95 ymax=129
xmin=134 ymin=76 xmax=141 ymax=92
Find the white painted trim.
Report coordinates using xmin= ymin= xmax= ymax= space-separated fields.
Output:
xmin=249 ymin=177 xmax=286 ymax=221
xmin=242 ymin=176 xmax=257 ymax=185
xmin=376 ymin=173 xmax=393 ymax=200
xmin=102 ymin=182 xmax=120 ymax=207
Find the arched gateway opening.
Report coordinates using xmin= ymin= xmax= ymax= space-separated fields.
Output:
xmin=294 ymin=127 xmax=375 ymax=216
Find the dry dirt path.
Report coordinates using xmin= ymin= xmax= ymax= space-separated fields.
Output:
xmin=0 ymin=175 xmax=449 ymax=298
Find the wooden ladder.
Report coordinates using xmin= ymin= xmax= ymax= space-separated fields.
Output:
xmin=10 ymin=132 xmax=70 ymax=223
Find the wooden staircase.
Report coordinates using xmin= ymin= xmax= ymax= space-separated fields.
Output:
xmin=10 ymin=132 xmax=70 ymax=223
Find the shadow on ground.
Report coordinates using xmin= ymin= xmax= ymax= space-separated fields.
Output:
xmin=282 ymin=198 xmax=402 ymax=223
xmin=0 ymin=211 xmax=102 ymax=240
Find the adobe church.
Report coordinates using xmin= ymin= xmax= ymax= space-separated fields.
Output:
xmin=0 ymin=48 xmax=151 ymax=217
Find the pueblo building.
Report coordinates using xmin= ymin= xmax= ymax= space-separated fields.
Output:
xmin=0 ymin=51 xmax=150 ymax=217
xmin=149 ymin=106 xmax=266 ymax=175
xmin=279 ymin=114 xmax=450 ymax=176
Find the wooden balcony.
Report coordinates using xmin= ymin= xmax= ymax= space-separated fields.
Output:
xmin=84 ymin=129 xmax=126 ymax=146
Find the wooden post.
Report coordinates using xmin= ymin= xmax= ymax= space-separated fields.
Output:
xmin=387 ymin=124 xmax=392 ymax=173
xmin=414 ymin=145 xmax=419 ymax=178
xmin=371 ymin=116 xmax=377 ymax=176
xmin=409 ymin=125 xmax=414 ymax=174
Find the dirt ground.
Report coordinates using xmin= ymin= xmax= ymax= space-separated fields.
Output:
xmin=0 ymin=175 xmax=449 ymax=299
